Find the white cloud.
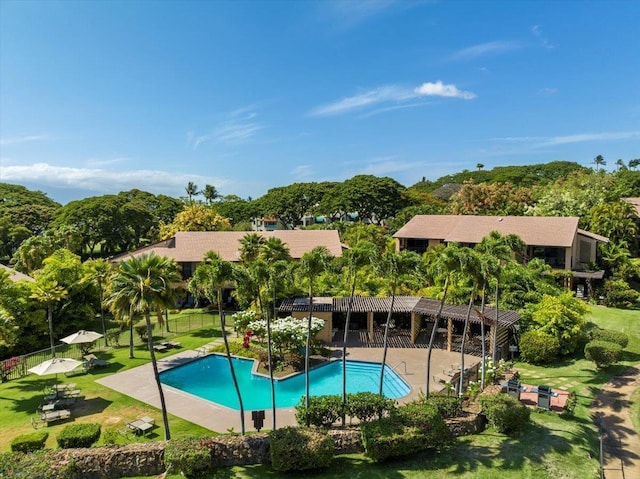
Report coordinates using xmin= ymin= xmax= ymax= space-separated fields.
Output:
xmin=538 ymin=87 xmax=558 ymax=96
xmin=291 ymin=165 xmax=314 ymax=179
xmin=0 ymin=134 xmax=50 ymax=146
xmin=362 ymin=157 xmax=422 ymax=176
xmin=190 ymin=110 xmax=265 ymax=149
xmin=319 ymin=0 xmax=409 ymax=29
xmin=531 ymin=25 xmax=555 ymax=49
xmin=311 ymin=81 xmax=475 ymax=117
xmin=414 ymin=81 xmax=477 ymax=100
xmin=1 ymin=163 xmax=230 ymax=198
xmin=490 ymin=131 xmax=640 ymax=148
xmin=451 ymin=40 xmax=521 ymax=60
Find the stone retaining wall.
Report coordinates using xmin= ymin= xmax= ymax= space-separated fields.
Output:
xmin=58 ymin=414 xmax=484 ymax=478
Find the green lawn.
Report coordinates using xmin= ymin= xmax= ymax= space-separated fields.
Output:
xmin=2 ymin=305 xmax=638 ymax=478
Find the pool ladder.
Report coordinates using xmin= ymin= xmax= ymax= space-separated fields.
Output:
xmin=390 ymin=360 xmax=408 ymax=375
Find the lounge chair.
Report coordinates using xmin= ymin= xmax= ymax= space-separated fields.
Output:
xmin=84 ymin=354 xmax=110 ymax=368
xmin=41 ymin=409 xmax=71 ymax=425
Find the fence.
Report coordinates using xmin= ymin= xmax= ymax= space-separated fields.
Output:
xmin=0 ymin=310 xmax=238 ymax=383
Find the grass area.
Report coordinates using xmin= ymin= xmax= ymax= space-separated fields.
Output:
xmin=2 ymin=305 xmax=638 ymax=479
xmin=630 ymin=387 xmax=640 ymax=435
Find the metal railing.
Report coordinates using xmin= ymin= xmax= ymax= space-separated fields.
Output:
xmin=390 ymin=360 xmax=408 ymax=375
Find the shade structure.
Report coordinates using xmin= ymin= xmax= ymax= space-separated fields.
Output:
xmin=60 ymin=330 xmax=103 ymax=345
xmin=28 ymin=358 xmax=83 ymax=376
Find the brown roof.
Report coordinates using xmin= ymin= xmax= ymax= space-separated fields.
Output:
xmin=394 ymin=215 xmax=583 ymax=247
xmin=279 ymin=295 xmax=519 ymax=328
xmin=113 ymin=230 xmax=343 ymax=263
xmin=0 ymin=264 xmax=34 ymax=282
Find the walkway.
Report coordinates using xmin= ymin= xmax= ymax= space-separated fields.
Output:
xmin=590 ymin=365 xmax=640 ymax=479
xmin=97 ymin=344 xmax=479 ymax=433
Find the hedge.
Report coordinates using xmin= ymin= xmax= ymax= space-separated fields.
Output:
xmin=519 ymin=330 xmax=560 ymax=364
xmin=0 ymin=450 xmax=75 ymax=479
xmin=164 ymin=437 xmax=213 ymax=478
xmin=590 ymin=328 xmax=629 ymax=348
xmin=10 ymin=430 xmax=49 ymax=453
xmin=585 ymin=340 xmax=623 ymax=369
xmin=269 ymin=426 xmax=334 ymax=472
xmin=479 ymin=394 xmax=530 ymax=434
xmin=56 ymin=423 xmax=101 ymax=449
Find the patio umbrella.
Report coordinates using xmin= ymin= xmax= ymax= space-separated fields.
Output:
xmin=28 ymin=357 xmax=83 ymax=389
xmin=60 ymin=330 xmax=103 ymax=345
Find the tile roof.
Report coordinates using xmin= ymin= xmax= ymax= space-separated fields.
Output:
xmin=113 ymin=230 xmax=343 ymax=263
xmin=0 ymin=264 xmax=34 ymax=282
xmin=279 ymin=295 xmax=519 ymax=328
xmin=393 ymin=215 xmax=582 ymax=247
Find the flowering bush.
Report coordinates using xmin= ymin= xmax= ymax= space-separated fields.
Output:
xmin=231 ymin=310 xmax=257 ymax=334
xmin=248 ymin=316 xmax=325 ymax=354
xmin=0 ymin=357 xmax=21 ymax=383
xmin=481 ymin=356 xmax=510 ymax=384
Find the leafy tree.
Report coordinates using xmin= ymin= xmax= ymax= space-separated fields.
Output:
xmin=213 ymin=195 xmax=259 ymax=228
xmin=106 ymin=253 xmax=180 ymax=439
xmin=592 ymin=155 xmax=606 ymax=171
xmin=521 ymin=292 xmax=589 ymax=355
xmin=81 ymin=259 xmax=113 ymax=345
xmin=296 ymin=246 xmax=333 ymax=424
xmin=629 ymin=158 xmax=640 ymax=170
xmin=318 ymin=175 xmax=408 ymax=224
xmin=159 ymin=204 xmax=231 ymax=239
xmin=190 ymin=251 xmax=245 ymax=434
xmin=11 ymin=235 xmax=59 ymax=274
xmin=449 ymin=180 xmax=535 ymax=216
xmin=257 ymin=182 xmax=336 ymax=229
xmin=588 ymin=201 xmax=637 ymax=250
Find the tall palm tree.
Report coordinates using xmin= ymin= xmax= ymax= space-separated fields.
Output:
xmin=474 ymin=250 xmax=500 ymax=389
xmin=297 ymin=246 xmax=332 ymax=425
xmin=260 ymin=238 xmax=292 ymax=431
xmin=82 ymin=259 xmax=113 ymax=346
xmin=593 ymin=155 xmax=606 ymax=171
xmin=377 ymin=247 xmax=421 ymax=396
xmin=106 ymin=253 xmax=180 ymax=440
xmin=456 ymin=247 xmax=481 ymax=395
xmin=30 ymin=279 xmax=68 ymax=358
xmin=190 ymin=251 xmax=246 ymax=434
xmin=185 ymin=182 xmax=199 ymax=203
xmin=424 ymin=243 xmax=464 ymax=397
xmin=239 ymin=233 xmax=266 ymax=263
xmin=202 ymin=184 xmax=220 ymax=205
xmin=340 ymin=241 xmax=376 ymax=423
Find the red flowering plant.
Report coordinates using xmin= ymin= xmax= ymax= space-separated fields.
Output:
xmin=0 ymin=357 xmax=21 ymax=383
xmin=242 ymin=330 xmax=253 ymax=349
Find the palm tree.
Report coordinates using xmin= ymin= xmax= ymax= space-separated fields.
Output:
xmin=615 ymin=159 xmax=626 ymax=171
xmin=239 ymin=233 xmax=266 ymax=263
xmin=424 ymin=243 xmax=464 ymax=397
xmin=297 ymin=246 xmax=332 ymax=425
xmin=476 ymin=163 xmax=485 ymax=171
xmin=190 ymin=251 xmax=246 ymax=434
xmin=629 ymin=158 xmax=640 ymax=170
xmin=456 ymin=247 xmax=481 ymax=395
xmin=202 ymin=184 xmax=220 ymax=205
xmin=82 ymin=259 xmax=113 ymax=346
xmin=473 ymin=250 xmax=500 ymax=389
xmin=30 ymin=279 xmax=68 ymax=358
xmin=593 ymin=155 xmax=606 ymax=171
xmin=185 ymin=182 xmax=199 ymax=203
xmin=106 ymin=253 xmax=180 ymax=440
xmin=340 ymin=240 xmax=376 ymax=424
xmin=377 ymin=247 xmax=421 ymax=396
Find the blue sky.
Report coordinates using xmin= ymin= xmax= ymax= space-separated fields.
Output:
xmin=1 ymin=0 xmax=639 ymax=204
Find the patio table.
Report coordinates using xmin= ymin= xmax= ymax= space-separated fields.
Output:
xmin=127 ymin=419 xmax=154 ymax=436
xmin=51 ymin=383 xmax=76 ymax=392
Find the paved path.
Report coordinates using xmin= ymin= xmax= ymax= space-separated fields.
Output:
xmin=590 ymin=365 xmax=640 ymax=479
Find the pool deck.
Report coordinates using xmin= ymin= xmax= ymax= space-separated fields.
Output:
xmin=97 ymin=343 xmax=480 ymax=433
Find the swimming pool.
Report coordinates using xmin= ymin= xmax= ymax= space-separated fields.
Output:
xmin=160 ymin=355 xmax=410 ymax=410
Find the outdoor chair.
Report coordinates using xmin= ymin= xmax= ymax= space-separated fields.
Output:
xmin=41 ymin=409 xmax=71 ymax=425
xmin=84 ymin=354 xmax=110 ymax=369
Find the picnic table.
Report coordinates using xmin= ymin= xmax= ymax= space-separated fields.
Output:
xmin=126 ymin=418 xmax=154 ymax=436
xmin=41 ymin=409 xmax=71 ymax=425
xmin=51 ymin=383 xmax=77 ymax=392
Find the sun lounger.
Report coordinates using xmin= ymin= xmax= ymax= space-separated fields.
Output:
xmin=84 ymin=354 xmax=110 ymax=368
xmin=153 ymin=344 xmax=168 ymax=352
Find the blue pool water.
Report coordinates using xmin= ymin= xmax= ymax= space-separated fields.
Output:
xmin=160 ymin=355 xmax=410 ymax=410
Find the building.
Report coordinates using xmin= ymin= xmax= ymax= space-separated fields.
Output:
xmin=394 ymin=215 xmax=609 ymax=297
xmin=0 ymin=263 xmax=34 ymax=283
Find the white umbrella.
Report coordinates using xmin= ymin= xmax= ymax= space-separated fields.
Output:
xmin=60 ymin=330 xmax=103 ymax=345
xmin=28 ymin=358 xmax=83 ymax=376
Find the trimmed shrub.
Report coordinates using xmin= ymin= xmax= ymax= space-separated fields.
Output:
xmin=519 ymin=330 xmax=560 ymax=364
xmin=591 ymin=328 xmax=629 ymax=348
xmin=346 ymin=392 xmax=396 ymax=422
xmin=164 ymin=437 xmax=213 ymax=478
xmin=10 ymin=430 xmax=49 ymax=452
xmin=295 ymin=395 xmax=344 ymax=427
xmin=480 ymin=394 xmax=530 ymax=434
xmin=269 ymin=426 xmax=334 ymax=472
xmin=0 ymin=450 xmax=75 ymax=479
xmin=421 ymin=394 xmax=463 ymax=418
xmin=585 ymin=340 xmax=623 ymax=369
xmin=56 ymin=423 xmax=101 ymax=449
xmin=361 ymin=402 xmax=449 ymax=462
xmin=602 ymin=278 xmax=640 ymax=309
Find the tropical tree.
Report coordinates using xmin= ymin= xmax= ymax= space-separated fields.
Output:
xmin=377 ymin=248 xmax=422 ymax=396
xmin=82 ymin=259 xmax=113 ymax=345
xmin=239 ymin=233 xmax=266 ymax=263
xmin=190 ymin=251 xmax=246 ymax=434
xmin=30 ymin=279 xmax=68 ymax=358
xmin=340 ymin=240 xmax=376 ymax=424
xmin=629 ymin=158 xmax=640 ymax=170
xmin=202 ymin=184 xmax=220 ymax=205
xmin=106 ymin=253 xmax=180 ymax=440
xmin=185 ymin=182 xmax=199 ymax=203
xmin=593 ymin=155 xmax=606 ymax=171
xmin=424 ymin=243 xmax=465 ymax=397
xmin=296 ymin=246 xmax=333 ymax=425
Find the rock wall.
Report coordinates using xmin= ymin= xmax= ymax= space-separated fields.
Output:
xmin=69 ymin=442 xmax=166 ymax=479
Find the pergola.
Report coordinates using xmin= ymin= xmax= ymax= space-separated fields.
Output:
xmin=278 ymin=296 xmax=520 ymax=354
